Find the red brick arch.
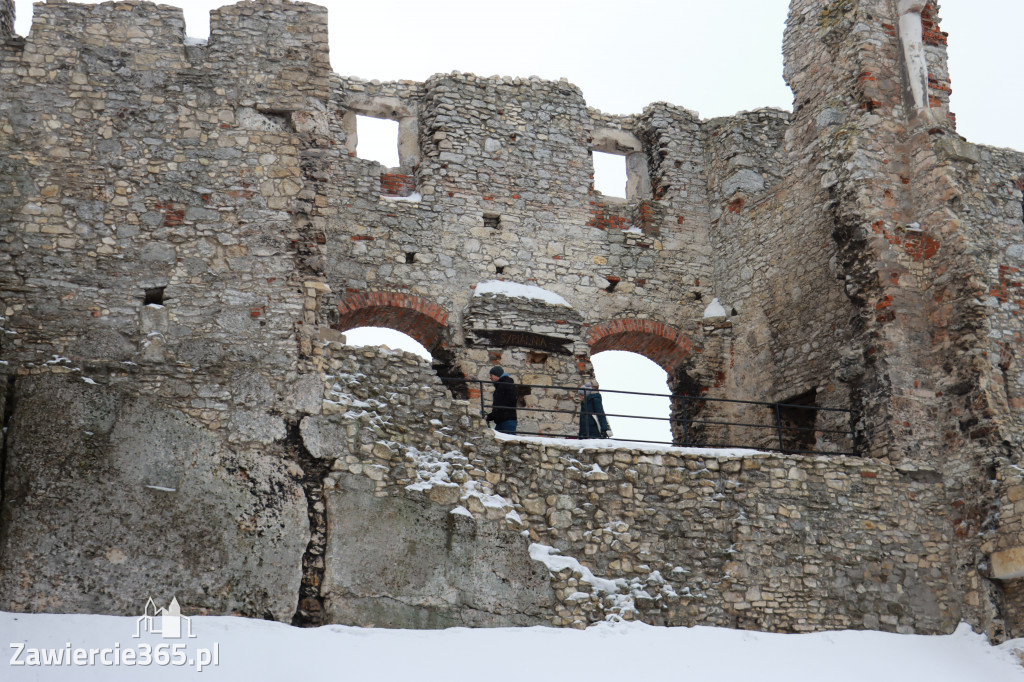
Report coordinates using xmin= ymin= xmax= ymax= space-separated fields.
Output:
xmin=586 ymin=318 xmax=696 ymax=373
xmin=334 ymin=292 xmax=448 ymax=352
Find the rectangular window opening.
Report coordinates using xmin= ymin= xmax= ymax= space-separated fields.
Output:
xmin=355 ymin=115 xmax=400 ymax=168
xmin=143 ymin=287 xmax=166 ymax=305
xmin=593 ymin=150 xmax=628 ymax=199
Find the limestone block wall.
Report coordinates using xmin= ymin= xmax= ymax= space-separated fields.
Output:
xmin=297 ymin=343 xmax=555 ymax=626
xmin=0 ymin=0 xmax=328 ymax=378
xmin=958 ymin=144 xmax=1024 ymax=452
xmin=698 ymin=107 xmax=857 ymax=452
xmin=0 ymin=0 xmax=333 ymax=623
xmin=950 ymin=143 xmax=1024 ymax=634
xmin=320 ymin=71 xmax=713 ymax=396
xmin=314 ymin=344 xmax=958 ymax=634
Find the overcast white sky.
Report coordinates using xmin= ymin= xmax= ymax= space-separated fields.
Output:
xmin=10 ymin=0 xmax=1024 ymax=440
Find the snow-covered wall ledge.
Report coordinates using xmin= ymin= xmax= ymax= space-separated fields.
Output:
xmin=473 ymin=280 xmax=573 ymax=307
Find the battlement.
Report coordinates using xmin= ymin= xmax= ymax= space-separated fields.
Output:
xmin=5 ymin=1 xmax=330 ymax=111
xmin=0 ymin=0 xmax=13 ymax=40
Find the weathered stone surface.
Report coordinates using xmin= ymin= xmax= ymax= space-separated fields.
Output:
xmin=321 ymin=473 xmax=553 ymax=628
xmin=992 ymin=548 xmax=1024 ymax=581
xmin=0 ymin=374 xmax=308 ymax=620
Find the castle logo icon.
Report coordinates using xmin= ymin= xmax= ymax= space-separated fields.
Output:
xmin=133 ymin=597 xmax=196 ymax=639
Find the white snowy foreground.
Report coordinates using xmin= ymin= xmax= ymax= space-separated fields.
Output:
xmin=3 ymin=611 xmax=1024 ymax=680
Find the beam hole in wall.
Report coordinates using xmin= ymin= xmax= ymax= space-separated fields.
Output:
xmin=590 ymin=350 xmax=671 ymax=443
xmin=405 ymin=252 xmax=416 ymax=264
xmin=495 ymin=266 xmax=505 ymax=275
xmin=143 ymin=286 xmax=165 ymax=305
xmin=604 ymin=276 xmax=620 ymax=293
xmin=355 ymin=115 xmax=400 ymax=167
xmin=483 ymin=213 xmax=501 ymax=229
xmin=593 ymin=150 xmax=627 ymax=198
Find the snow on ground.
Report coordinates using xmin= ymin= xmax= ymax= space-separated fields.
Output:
xmin=474 ymin=280 xmax=571 ymax=307
xmin=3 ymin=611 xmax=1023 ymax=681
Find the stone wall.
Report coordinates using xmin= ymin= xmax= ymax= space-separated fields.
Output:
xmin=301 ymin=344 xmax=958 ymax=634
xmin=0 ymin=0 xmax=1023 ymax=641
xmin=956 ymin=141 xmax=1024 ymax=634
xmin=319 ymin=69 xmax=714 ymax=394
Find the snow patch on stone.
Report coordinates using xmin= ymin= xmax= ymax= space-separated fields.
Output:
xmin=474 ymin=280 xmax=571 ymax=307
xmin=703 ymin=297 xmax=728 ymax=319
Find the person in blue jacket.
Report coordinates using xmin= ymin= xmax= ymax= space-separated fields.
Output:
xmin=485 ymin=365 xmax=518 ymax=434
xmin=578 ymin=381 xmax=612 ymax=439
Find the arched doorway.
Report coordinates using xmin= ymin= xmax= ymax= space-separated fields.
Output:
xmin=586 ymin=318 xmax=700 ymax=446
xmin=590 ymin=350 xmax=672 ymax=444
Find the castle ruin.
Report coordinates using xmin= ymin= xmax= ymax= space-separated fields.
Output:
xmin=1 ymin=0 xmax=1023 ymax=638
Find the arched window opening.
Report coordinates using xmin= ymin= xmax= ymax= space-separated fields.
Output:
xmin=342 ymin=326 xmax=468 ymax=400
xmin=591 ymin=350 xmax=671 ymax=444
xmin=343 ymin=326 xmax=430 ymax=360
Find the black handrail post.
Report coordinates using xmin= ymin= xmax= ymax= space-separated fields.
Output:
xmin=849 ymin=411 xmax=857 ymax=457
xmin=680 ymin=395 xmax=690 ymax=447
xmin=774 ymin=403 xmax=785 ymax=454
xmin=478 ymin=379 xmax=486 ymax=420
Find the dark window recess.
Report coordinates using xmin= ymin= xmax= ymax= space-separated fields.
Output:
xmin=670 ymin=368 xmax=706 ymax=446
xmin=433 ymin=348 xmax=469 ymax=401
xmin=495 ymin=266 xmax=505 ymax=275
xmin=405 ymin=252 xmax=416 ymax=264
xmin=483 ymin=213 xmax=501 ymax=229
xmin=776 ymin=389 xmax=818 ymax=453
xmin=143 ymin=287 xmax=165 ymax=305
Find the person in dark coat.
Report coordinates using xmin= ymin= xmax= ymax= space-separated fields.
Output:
xmin=485 ymin=365 xmax=517 ymax=434
xmin=578 ymin=381 xmax=612 ymax=439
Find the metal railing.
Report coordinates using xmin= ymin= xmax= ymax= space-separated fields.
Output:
xmin=441 ymin=377 xmax=858 ymax=456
